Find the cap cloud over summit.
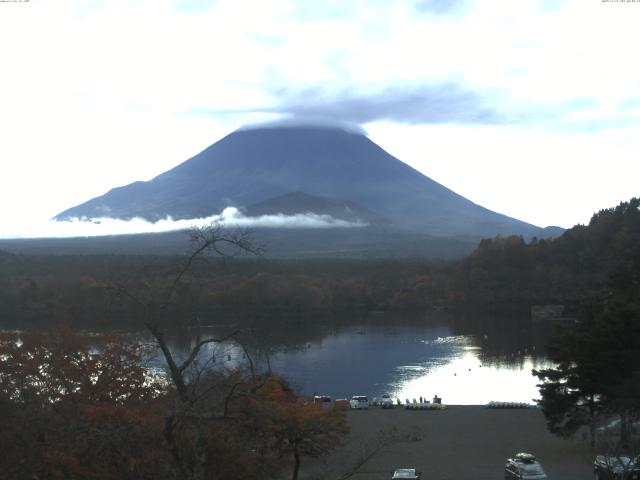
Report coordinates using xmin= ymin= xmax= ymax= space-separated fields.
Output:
xmin=55 ymin=125 xmax=554 ymax=239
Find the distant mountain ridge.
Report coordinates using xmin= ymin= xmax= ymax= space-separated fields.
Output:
xmin=244 ymin=192 xmax=388 ymax=226
xmin=55 ymin=125 xmax=562 ymax=238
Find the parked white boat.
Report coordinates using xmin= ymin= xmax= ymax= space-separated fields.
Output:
xmin=404 ymin=401 xmax=447 ymax=410
xmin=486 ymin=401 xmax=536 ymax=409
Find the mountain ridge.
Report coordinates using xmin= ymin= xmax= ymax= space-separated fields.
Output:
xmin=55 ymin=125 xmax=560 ymax=238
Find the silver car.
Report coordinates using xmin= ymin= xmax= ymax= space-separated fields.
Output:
xmin=392 ymin=468 xmax=421 ymax=479
xmin=349 ymin=395 xmax=369 ymax=409
xmin=505 ymin=452 xmax=548 ymax=480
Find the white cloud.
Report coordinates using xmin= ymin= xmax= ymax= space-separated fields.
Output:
xmin=0 ymin=0 xmax=639 ymax=237
xmin=1 ymin=207 xmax=366 ymax=239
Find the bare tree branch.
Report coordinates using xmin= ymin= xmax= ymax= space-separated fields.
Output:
xmin=177 ymin=331 xmax=239 ymax=377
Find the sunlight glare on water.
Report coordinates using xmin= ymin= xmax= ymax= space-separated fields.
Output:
xmin=391 ymin=351 xmax=548 ymax=405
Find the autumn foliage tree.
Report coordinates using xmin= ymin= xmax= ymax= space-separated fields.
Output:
xmin=0 ymin=327 xmax=351 ymax=480
xmin=0 ymin=326 xmax=168 ymax=480
xmin=237 ymin=374 xmax=350 ymax=480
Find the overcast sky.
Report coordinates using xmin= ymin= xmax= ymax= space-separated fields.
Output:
xmin=1 ymin=0 xmax=639 ymax=238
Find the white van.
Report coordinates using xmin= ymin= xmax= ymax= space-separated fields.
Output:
xmin=380 ymin=394 xmax=394 ymax=409
xmin=350 ymin=395 xmax=369 ymax=409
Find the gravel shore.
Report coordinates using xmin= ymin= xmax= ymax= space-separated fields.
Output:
xmin=303 ymin=406 xmax=593 ymax=480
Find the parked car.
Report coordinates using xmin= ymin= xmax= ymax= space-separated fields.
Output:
xmin=378 ymin=393 xmax=393 ymax=408
xmin=594 ymin=455 xmax=640 ymax=479
xmin=596 ymin=418 xmax=640 ymax=436
xmin=313 ymin=395 xmax=331 ymax=404
xmin=392 ymin=468 xmax=421 ymax=479
xmin=505 ymin=452 xmax=547 ymax=480
xmin=381 ymin=394 xmax=394 ymax=409
xmin=349 ymin=395 xmax=369 ymax=409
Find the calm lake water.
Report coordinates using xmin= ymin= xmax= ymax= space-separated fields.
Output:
xmin=156 ymin=311 xmax=558 ymax=405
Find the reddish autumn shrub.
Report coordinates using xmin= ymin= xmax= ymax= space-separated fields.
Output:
xmin=0 ymin=327 xmax=170 ymax=480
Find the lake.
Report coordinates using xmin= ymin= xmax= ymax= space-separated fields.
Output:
xmin=154 ymin=310 xmax=558 ymax=405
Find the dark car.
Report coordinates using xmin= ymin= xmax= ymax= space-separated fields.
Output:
xmin=313 ymin=395 xmax=332 ymax=404
xmin=505 ymin=452 xmax=548 ymax=480
xmin=594 ymin=455 xmax=640 ymax=480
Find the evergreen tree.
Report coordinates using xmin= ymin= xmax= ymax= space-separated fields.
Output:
xmin=534 ymin=225 xmax=640 ymax=445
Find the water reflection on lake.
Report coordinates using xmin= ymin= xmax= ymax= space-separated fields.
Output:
xmin=0 ymin=310 xmax=559 ymax=404
xmin=158 ymin=311 xmax=557 ymax=405
xmin=266 ymin=321 xmax=552 ymax=405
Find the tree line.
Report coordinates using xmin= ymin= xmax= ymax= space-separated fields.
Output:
xmin=1 ymin=199 xmax=639 ymax=329
xmin=0 ymin=254 xmax=451 ymax=329
xmin=531 ymin=199 xmax=640 ymax=458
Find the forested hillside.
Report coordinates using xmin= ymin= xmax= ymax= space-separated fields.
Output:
xmin=450 ymin=198 xmax=640 ymax=307
xmin=0 ymin=254 xmax=450 ymax=329
xmin=1 ymin=198 xmax=637 ymax=328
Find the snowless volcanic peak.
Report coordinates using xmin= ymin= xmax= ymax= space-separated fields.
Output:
xmin=55 ymin=125 xmax=548 ymax=238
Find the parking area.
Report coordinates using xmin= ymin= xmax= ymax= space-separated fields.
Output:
xmin=303 ymin=406 xmax=593 ymax=480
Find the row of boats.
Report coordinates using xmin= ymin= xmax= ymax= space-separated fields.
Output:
xmin=316 ymin=396 xmax=535 ymax=409
xmin=404 ymin=402 xmax=448 ymax=410
xmin=486 ymin=401 xmax=537 ymax=409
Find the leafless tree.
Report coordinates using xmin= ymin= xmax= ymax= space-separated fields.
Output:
xmin=112 ymin=224 xmax=265 ymax=480
xmin=591 ymin=412 xmax=640 ymax=480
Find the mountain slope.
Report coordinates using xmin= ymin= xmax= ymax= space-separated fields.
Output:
xmin=55 ymin=125 xmax=552 ymax=237
xmin=244 ymin=192 xmax=388 ymax=225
